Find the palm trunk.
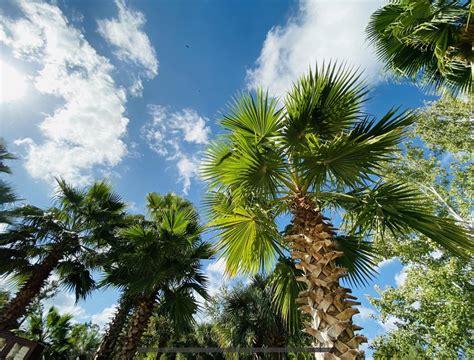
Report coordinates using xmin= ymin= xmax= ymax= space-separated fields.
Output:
xmin=115 ymin=290 xmax=157 ymax=360
xmin=94 ymin=292 xmax=134 ymax=360
xmin=288 ymin=196 xmax=366 ymax=360
xmin=0 ymin=250 xmax=62 ymax=331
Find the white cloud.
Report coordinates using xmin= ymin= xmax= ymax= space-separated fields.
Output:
xmin=205 ymin=258 xmax=228 ymax=297
xmin=142 ymin=105 xmax=211 ymax=193
xmin=247 ymin=0 xmax=382 ymax=97
xmin=394 ymin=266 xmax=409 ymax=288
xmin=430 ymin=250 xmax=443 ymax=259
xmin=378 ymin=315 xmax=401 ymax=332
xmin=1 ymin=0 xmax=129 ymax=186
xmin=98 ymin=0 xmax=158 ymax=95
xmin=176 ymin=154 xmax=201 ymax=194
xmin=194 ymin=259 xmax=229 ymax=323
xmin=91 ymin=304 xmax=117 ymax=329
xmin=43 ymin=291 xmax=87 ymax=321
xmin=411 ymin=300 xmax=421 ymax=310
xmin=355 ymin=306 xmax=376 ymax=321
xmin=376 ymin=257 xmax=397 ymax=270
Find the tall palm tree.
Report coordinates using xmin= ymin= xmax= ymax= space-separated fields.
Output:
xmin=202 ymin=64 xmax=472 ymax=359
xmin=0 ymin=179 xmax=126 ymax=330
xmin=98 ymin=193 xmax=212 ymax=359
xmin=367 ymin=0 xmax=472 ymax=95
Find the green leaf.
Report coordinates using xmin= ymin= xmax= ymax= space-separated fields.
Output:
xmin=343 ymin=182 xmax=474 ymax=259
xmin=209 ymin=202 xmax=284 ymax=276
xmin=268 ymin=257 xmax=305 ymax=334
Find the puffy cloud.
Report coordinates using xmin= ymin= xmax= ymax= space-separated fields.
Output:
xmin=91 ymin=304 xmax=118 ymax=329
xmin=142 ymin=105 xmax=211 ymax=193
xmin=1 ymin=0 xmax=129 ymax=186
xmin=247 ymin=0 xmax=382 ymax=97
xmin=176 ymin=155 xmax=201 ymax=195
xmin=376 ymin=257 xmax=397 ymax=270
xmin=378 ymin=315 xmax=402 ymax=332
xmin=355 ymin=306 xmax=376 ymax=321
xmin=394 ymin=266 xmax=409 ymax=287
xmin=42 ymin=291 xmax=88 ymax=321
xmin=205 ymin=258 xmax=228 ymax=296
xmin=98 ymin=0 xmax=158 ymax=95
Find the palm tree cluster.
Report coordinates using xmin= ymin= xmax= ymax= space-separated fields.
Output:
xmin=367 ymin=0 xmax=473 ymax=95
xmin=202 ymin=63 xmax=472 ymax=359
xmin=1 ymin=3 xmax=473 ymax=357
xmin=0 ymin=152 xmax=212 ymax=359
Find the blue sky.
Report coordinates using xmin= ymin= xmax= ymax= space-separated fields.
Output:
xmin=1 ymin=0 xmax=434 ymax=355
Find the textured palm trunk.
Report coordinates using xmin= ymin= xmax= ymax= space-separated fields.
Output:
xmin=0 ymin=250 xmax=62 ymax=331
xmin=115 ymin=290 xmax=157 ymax=360
xmin=94 ymin=292 xmax=134 ymax=360
xmin=287 ymin=196 xmax=366 ymax=360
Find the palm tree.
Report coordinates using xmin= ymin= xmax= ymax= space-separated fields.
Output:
xmin=0 ymin=139 xmax=18 ymax=224
xmin=0 ymin=179 xmax=126 ymax=330
xmin=94 ymin=291 xmax=135 ymax=360
xmin=209 ymin=269 xmax=311 ymax=357
xmin=19 ymin=303 xmax=101 ymax=360
xmin=202 ymin=64 xmax=472 ymax=359
xmin=98 ymin=193 xmax=212 ymax=359
xmin=21 ymin=305 xmax=74 ymax=360
xmin=367 ymin=0 xmax=472 ymax=95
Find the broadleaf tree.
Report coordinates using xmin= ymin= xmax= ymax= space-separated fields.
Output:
xmin=370 ymin=96 xmax=474 ymax=358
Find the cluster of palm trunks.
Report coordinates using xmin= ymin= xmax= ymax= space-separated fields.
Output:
xmin=288 ymin=197 xmax=366 ymax=360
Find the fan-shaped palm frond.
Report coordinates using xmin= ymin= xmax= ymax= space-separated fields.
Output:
xmin=367 ymin=0 xmax=472 ymax=94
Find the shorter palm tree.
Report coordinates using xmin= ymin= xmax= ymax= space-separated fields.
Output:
xmin=209 ymin=266 xmax=311 ymax=355
xmin=98 ymin=193 xmax=212 ymax=359
xmin=367 ymin=0 xmax=472 ymax=95
xmin=0 ymin=180 xmax=126 ymax=330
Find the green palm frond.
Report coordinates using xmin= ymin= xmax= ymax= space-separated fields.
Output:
xmin=221 ymin=88 xmax=283 ymax=140
xmin=284 ymin=62 xmax=368 ymax=149
xmin=342 ymin=182 xmax=473 ymax=258
xmin=301 ymin=108 xmax=415 ymax=188
xmin=55 ymin=178 xmax=86 ymax=209
xmin=202 ymin=90 xmax=287 ymax=198
xmin=0 ymin=140 xmax=16 ymax=174
xmin=268 ymin=257 xmax=305 ymax=334
xmin=334 ymin=236 xmax=379 ymax=287
xmin=206 ymin=192 xmax=284 ymax=275
xmin=200 ymin=139 xmax=234 ymax=189
xmin=367 ymin=0 xmax=472 ymax=94
xmin=160 ymin=287 xmax=199 ymax=332
xmin=57 ymin=260 xmax=96 ymax=301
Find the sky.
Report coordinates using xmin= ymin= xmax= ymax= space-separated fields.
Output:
xmin=0 ymin=0 xmax=435 ymax=356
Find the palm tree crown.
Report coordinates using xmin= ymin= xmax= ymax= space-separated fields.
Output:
xmin=367 ymin=0 xmax=473 ymax=95
xmin=0 ymin=180 xmax=127 ymax=330
xmin=100 ymin=193 xmax=212 ymax=359
xmin=202 ymin=63 xmax=472 ymax=358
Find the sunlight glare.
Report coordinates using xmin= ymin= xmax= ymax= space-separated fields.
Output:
xmin=0 ymin=59 xmax=28 ymax=103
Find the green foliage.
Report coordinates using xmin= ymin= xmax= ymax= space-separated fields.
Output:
xmin=19 ymin=304 xmax=101 ymax=359
xmin=367 ymin=0 xmax=472 ymax=95
xmin=371 ymin=97 xmax=474 ymax=358
xmin=0 ymin=179 xmax=127 ymax=301
xmin=370 ymin=258 xmax=474 ymax=359
xmin=207 ymin=275 xmax=312 ymax=359
xmin=0 ymin=139 xmax=18 ymax=224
